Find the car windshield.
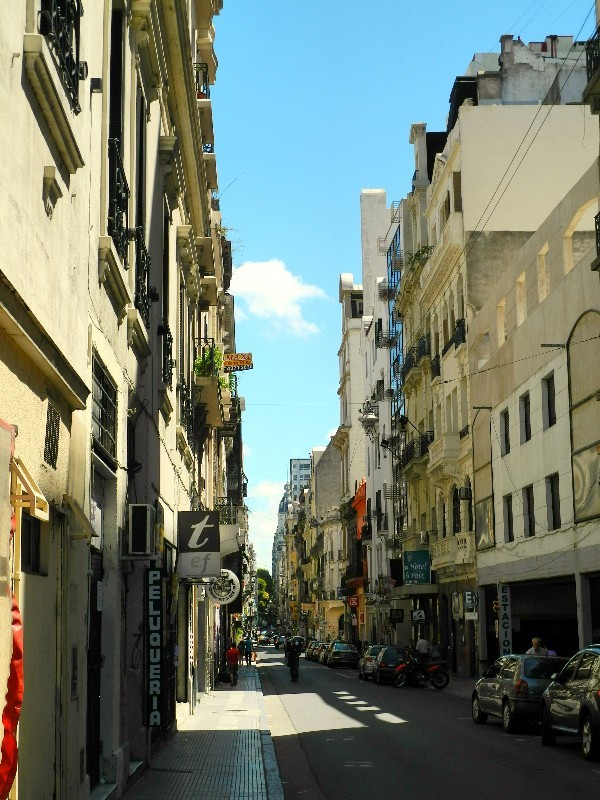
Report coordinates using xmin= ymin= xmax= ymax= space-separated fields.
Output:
xmin=335 ymin=644 xmax=357 ymax=652
xmin=523 ymin=657 xmax=567 ymax=679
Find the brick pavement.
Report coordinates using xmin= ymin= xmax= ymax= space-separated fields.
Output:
xmin=124 ymin=665 xmax=284 ymax=800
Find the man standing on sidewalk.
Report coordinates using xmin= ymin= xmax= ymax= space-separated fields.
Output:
xmin=226 ymin=643 xmax=240 ymax=686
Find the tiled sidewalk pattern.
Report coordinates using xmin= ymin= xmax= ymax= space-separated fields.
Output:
xmin=125 ymin=667 xmax=279 ymax=800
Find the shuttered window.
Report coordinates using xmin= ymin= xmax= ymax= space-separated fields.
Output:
xmin=503 ymin=494 xmax=514 ymax=543
xmin=543 ymin=373 xmax=556 ymax=428
xmin=520 ymin=392 xmax=531 ymax=443
xmin=453 ymin=172 xmax=462 ymax=212
xmin=523 ymin=484 xmax=535 ymax=537
xmin=501 ymin=409 xmax=510 ymax=455
xmin=546 ymin=473 xmax=561 ymax=530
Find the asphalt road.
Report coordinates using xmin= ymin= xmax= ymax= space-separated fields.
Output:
xmin=258 ymin=647 xmax=600 ymax=800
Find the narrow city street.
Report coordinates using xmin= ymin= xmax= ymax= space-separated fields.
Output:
xmin=259 ymin=648 xmax=600 ymax=800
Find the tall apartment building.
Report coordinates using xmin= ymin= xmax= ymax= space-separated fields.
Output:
xmin=289 ymin=457 xmax=311 ymax=501
xmin=1 ymin=2 xmax=248 ymax=797
xmin=382 ymin=33 xmax=597 ymax=676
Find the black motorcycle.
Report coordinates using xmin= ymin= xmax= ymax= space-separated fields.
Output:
xmin=392 ymin=653 xmax=449 ymax=690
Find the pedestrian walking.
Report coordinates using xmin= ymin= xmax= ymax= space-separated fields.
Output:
xmin=286 ymin=638 xmax=302 ymax=682
xmin=226 ymin=643 xmax=240 ymax=686
xmin=243 ymin=635 xmax=254 ymax=666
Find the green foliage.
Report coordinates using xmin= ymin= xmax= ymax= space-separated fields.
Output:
xmin=405 ymin=245 xmax=434 ymax=268
xmin=194 ymin=345 xmax=223 ymax=377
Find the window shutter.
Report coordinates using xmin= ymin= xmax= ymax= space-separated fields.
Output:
xmin=550 ymin=473 xmax=561 ymax=529
xmin=109 ymin=11 xmax=124 ymax=144
xmin=547 ymin=374 xmax=556 ymax=426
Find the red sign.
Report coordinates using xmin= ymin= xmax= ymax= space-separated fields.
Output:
xmin=348 ymin=596 xmax=358 ymax=607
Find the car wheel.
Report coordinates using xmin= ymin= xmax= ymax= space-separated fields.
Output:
xmin=541 ymin=706 xmax=555 ymax=746
xmin=471 ymin=693 xmax=488 ymax=724
xmin=581 ymin=714 xmax=600 ymax=761
xmin=502 ymin=700 xmax=517 ymax=733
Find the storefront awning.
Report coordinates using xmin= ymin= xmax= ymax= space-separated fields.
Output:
xmin=10 ymin=458 xmax=49 ymax=522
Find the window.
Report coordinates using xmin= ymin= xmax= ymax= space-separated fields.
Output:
xmin=92 ymin=354 xmax=118 ymax=461
xmin=546 ymin=473 xmax=561 ymax=530
xmin=497 ymin=299 xmax=506 ymax=346
xmin=40 ymin=0 xmax=84 ymax=113
xmin=350 ymin=293 xmax=363 ymax=318
xmin=503 ymin=494 xmax=514 ymax=543
xmin=542 ymin=373 xmax=556 ymax=429
xmin=452 ymin=487 xmax=461 ymax=534
xmin=537 ymin=243 xmax=549 ymax=302
xmin=44 ymin=402 xmax=60 ymax=469
xmin=452 ymin=172 xmax=462 ymax=212
xmin=500 ymin=657 xmax=519 ymax=679
xmin=500 ymin=409 xmax=510 ymax=456
xmin=520 ymin=392 xmax=531 ymax=443
xmin=523 ymin=484 xmax=535 ymax=537
xmin=22 ymin=513 xmax=41 ymax=574
xmin=574 ymin=652 xmax=598 ymax=680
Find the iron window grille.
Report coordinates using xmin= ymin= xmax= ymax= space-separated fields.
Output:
xmin=39 ymin=0 xmax=86 ymax=113
xmin=157 ymin=321 xmax=174 ymax=388
xmin=135 ymin=229 xmax=153 ymax=328
xmin=92 ymin=354 xmax=117 ymax=460
xmin=107 ymin=138 xmax=133 ymax=265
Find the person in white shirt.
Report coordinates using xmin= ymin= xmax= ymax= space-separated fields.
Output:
xmin=525 ymin=636 xmax=548 ymax=656
xmin=415 ymin=637 xmax=431 ymax=662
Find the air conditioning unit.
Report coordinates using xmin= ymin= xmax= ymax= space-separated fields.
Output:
xmin=420 ymin=531 xmax=429 ymax=545
xmin=127 ymin=504 xmax=156 ymax=557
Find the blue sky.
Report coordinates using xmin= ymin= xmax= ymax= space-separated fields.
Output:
xmin=211 ymin=1 xmax=596 ymax=570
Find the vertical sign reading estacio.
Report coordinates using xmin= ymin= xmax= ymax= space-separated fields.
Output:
xmin=146 ymin=568 xmax=163 ymax=727
xmin=498 ymin=583 xmax=512 ymax=655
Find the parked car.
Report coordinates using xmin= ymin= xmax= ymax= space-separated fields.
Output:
xmin=540 ymin=645 xmax=600 ymax=760
xmin=359 ymin=645 xmax=386 ymax=680
xmin=327 ymin=642 xmax=360 ymax=669
xmin=305 ymin=640 xmax=319 ymax=659
xmin=319 ymin=640 xmax=344 ymax=664
xmin=312 ymin=642 xmax=328 ymax=662
xmin=374 ymin=645 xmax=408 ymax=685
xmin=471 ymin=654 xmax=567 ymax=732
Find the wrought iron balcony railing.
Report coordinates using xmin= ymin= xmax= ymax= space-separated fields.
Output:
xmin=586 ymin=27 xmax=600 ymax=82
xmin=417 ymin=334 xmax=431 ymax=362
xmin=40 ymin=0 xmax=86 ymax=113
xmin=431 ymin=354 xmax=441 ymax=379
xmin=107 ymin=139 xmax=133 ymax=265
xmin=459 ymin=424 xmax=470 ymax=440
xmin=157 ymin=321 xmax=174 ymax=388
xmin=179 ymin=378 xmax=194 ymax=439
xmin=215 ymin=497 xmax=242 ymax=525
xmin=400 ymin=434 xmax=431 ymax=468
xmin=135 ymin=229 xmax=152 ymax=328
xmin=454 ymin=318 xmax=466 ymax=347
xmin=194 ymin=337 xmax=219 ymax=377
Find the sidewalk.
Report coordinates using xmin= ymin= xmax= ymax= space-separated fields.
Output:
xmin=124 ymin=665 xmax=283 ymax=800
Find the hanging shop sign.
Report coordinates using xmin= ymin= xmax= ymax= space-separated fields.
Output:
xmin=390 ymin=608 xmax=404 ymax=624
xmin=403 ymin=550 xmax=431 ymax=585
xmin=177 ymin=511 xmax=221 ymax=579
xmin=206 ymin=569 xmax=240 ymax=604
xmin=347 ymin=596 xmax=358 ymax=608
xmin=146 ymin=568 xmax=163 ymax=728
xmin=223 ymin=353 xmax=253 ymax=373
xmin=498 ymin=583 xmax=512 ymax=655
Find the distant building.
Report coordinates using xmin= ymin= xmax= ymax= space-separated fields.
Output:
xmin=290 ymin=457 xmax=311 ymax=501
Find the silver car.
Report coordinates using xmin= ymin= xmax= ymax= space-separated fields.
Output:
xmin=358 ymin=645 xmax=386 ymax=680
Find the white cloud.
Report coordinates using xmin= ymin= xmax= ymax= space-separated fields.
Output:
xmin=246 ymin=479 xmax=285 ymax=571
xmin=230 ymin=259 xmax=326 ymax=337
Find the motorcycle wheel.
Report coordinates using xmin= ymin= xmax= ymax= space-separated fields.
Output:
xmin=393 ymin=671 xmax=408 ymax=688
xmin=429 ymin=670 xmax=449 ymax=690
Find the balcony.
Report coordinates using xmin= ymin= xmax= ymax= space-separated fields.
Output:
xmin=420 ymin=213 xmax=463 ymax=302
xmin=455 ymin=531 xmax=476 ymax=565
xmin=431 ymin=354 xmax=441 ymax=382
xmin=39 ymin=0 xmax=85 ymax=114
xmin=400 ymin=434 xmax=431 ymax=476
xmin=583 ymin=27 xmax=600 ymax=113
xmin=202 ymin=142 xmax=217 ymax=189
xmin=193 ymin=338 xmax=224 ymax=428
xmin=430 ymin=536 xmax=458 ymax=571
xmin=427 ymin=432 xmax=460 ymax=475
xmin=134 ymin=230 xmax=155 ymax=329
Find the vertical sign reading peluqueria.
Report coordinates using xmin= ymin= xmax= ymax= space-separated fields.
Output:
xmin=146 ymin=568 xmax=163 ymax=727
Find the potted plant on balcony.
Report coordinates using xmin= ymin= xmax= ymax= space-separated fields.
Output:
xmin=194 ymin=344 xmax=223 ymax=379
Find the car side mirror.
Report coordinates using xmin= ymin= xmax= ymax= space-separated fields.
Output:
xmin=550 ymin=672 xmax=561 ymax=682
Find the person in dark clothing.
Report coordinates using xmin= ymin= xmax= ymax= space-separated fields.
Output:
xmin=286 ymin=638 xmax=302 ymax=682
